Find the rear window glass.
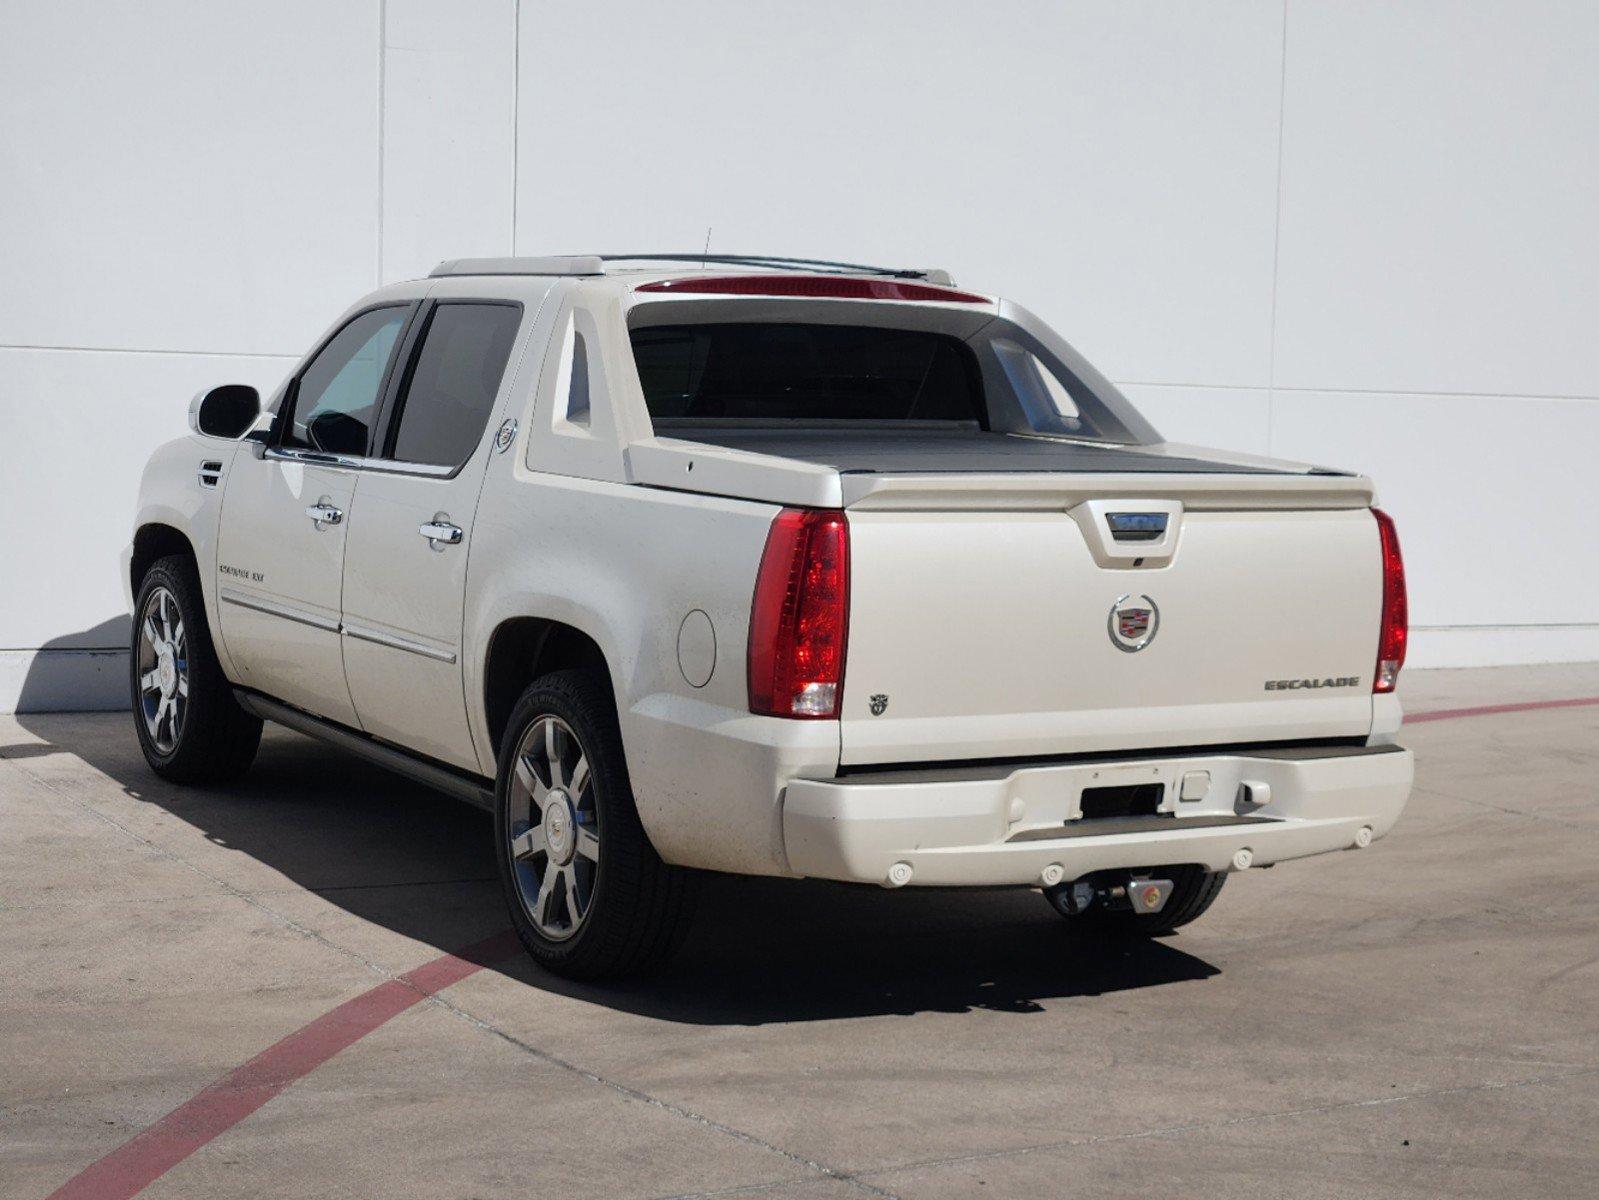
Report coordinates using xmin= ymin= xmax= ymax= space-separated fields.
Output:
xmin=630 ymin=323 xmax=985 ymax=425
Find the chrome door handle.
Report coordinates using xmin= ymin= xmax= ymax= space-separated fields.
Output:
xmin=305 ymin=503 xmax=343 ymax=527
xmin=419 ymin=520 xmax=463 ymax=548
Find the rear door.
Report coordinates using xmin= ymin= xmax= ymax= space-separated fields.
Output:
xmin=217 ymin=304 xmax=412 ymax=726
xmin=338 ymin=300 xmax=525 ymax=770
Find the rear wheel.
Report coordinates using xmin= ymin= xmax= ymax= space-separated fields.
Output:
xmin=494 ymin=669 xmax=698 ymax=979
xmin=131 ymin=556 xmax=262 ymax=783
xmin=1045 ymin=865 xmax=1226 ymax=936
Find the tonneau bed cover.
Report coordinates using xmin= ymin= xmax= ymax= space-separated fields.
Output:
xmin=662 ymin=427 xmax=1345 ymax=477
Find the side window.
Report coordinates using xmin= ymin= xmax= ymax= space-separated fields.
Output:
xmin=386 ymin=303 xmax=522 ymax=468
xmin=282 ymin=307 xmax=408 ymax=456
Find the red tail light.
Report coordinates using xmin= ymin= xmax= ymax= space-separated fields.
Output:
xmin=1372 ymin=508 xmax=1408 ymax=693
xmin=636 ymin=275 xmax=988 ymax=304
xmin=748 ymin=508 xmax=850 ymax=719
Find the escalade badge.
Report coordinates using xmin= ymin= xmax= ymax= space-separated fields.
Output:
xmin=1108 ymin=594 xmax=1159 ymax=653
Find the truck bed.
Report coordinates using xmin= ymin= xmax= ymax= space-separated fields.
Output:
xmin=659 ymin=426 xmax=1343 ymax=476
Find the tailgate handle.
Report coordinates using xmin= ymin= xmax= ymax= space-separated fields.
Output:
xmin=1069 ymin=499 xmax=1184 ymax=567
xmin=1106 ymin=512 xmax=1169 ymax=542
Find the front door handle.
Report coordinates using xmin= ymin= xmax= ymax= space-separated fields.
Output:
xmin=305 ymin=502 xmax=343 ymax=528
xmin=419 ymin=520 xmax=463 ymax=549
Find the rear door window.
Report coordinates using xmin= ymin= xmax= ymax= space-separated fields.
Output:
xmin=383 ymin=302 xmax=522 ymax=468
xmin=630 ymin=323 xmax=986 ymax=426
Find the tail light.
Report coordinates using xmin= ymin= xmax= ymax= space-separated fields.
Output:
xmin=1372 ymin=508 xmax=1408 ymax=693
xmin=748 ymin=508 xmax=850 ymax=718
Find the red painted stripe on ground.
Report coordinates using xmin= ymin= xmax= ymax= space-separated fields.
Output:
xmin=43 ymin=691 xmax=1599 ymax=1199
xmin=45 ymin=930 xmax=522 ymax=1200
xmin=1405 ymin=695 xmax=1599 ymax=724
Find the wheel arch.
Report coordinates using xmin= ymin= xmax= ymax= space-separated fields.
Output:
xmin=482 ymin=617 xmax=614 ymax=759
xmin=131 ymin=522 xmax=197 ymax=596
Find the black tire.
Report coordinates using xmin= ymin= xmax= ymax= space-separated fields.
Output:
xmin=494 ymin=669 xmax=698 ymax=980
xmin=131 ymin=555 xmax=262 ymax=783
xmin=1046 ymin=865 xmax=1226 ymax=936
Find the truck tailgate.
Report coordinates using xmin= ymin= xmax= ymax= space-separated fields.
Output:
xmin=840 ymin=504 xmax=1380 ymax=766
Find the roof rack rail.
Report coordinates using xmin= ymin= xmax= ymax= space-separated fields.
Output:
xmin=431 ymin=256 xmax=604 ymax=278
xmin=596 ymin=253 xmax=952 ymax=284
xmin=430 ymin=253 xmax=954 ymax=285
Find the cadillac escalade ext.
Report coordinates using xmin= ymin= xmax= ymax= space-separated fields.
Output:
xmin=125 ymin=254 xmax=1413 ymax=978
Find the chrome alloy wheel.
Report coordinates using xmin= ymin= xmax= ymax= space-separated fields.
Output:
xmin=506 ymin=715 xmax=599 ymax=941
xmin=136 ymin=586 xmax=189 ymax=754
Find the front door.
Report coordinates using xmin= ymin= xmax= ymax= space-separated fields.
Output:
xmin=339 ymin=300 xmax=526 ymax=770
xmin=216 ymin=304 xmax=411 ymax=726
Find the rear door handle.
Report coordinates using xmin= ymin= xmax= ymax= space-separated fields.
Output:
xmin=305 ymin=503 xmax=343 ymax=528
xmin=419 ymin=520 xmax=463 ymax=548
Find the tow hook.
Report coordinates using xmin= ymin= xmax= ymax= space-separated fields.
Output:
xmin=1049 ymin=873 xmax=1175 ymax=916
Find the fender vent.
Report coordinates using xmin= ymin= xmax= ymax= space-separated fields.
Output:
xmin=198 ymin=460 xmax=223 ymax=488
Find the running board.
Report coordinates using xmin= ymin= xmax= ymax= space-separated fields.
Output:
xmin=234 ymin=690 xmax=495 ymax=812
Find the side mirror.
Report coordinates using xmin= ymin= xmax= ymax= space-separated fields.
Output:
xmin=190 ymin=384 xmax=261 ymax=439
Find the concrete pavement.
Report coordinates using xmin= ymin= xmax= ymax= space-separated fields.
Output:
xmin=3 ymin=664 xmax=1598 ymax=1199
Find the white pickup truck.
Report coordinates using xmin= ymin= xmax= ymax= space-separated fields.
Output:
xmin=126 ymin=254 xmax=1413 ymax=978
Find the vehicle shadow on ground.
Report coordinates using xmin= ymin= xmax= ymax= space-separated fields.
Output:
xmin=8 ymin=716 xmax=1221 ymax=1025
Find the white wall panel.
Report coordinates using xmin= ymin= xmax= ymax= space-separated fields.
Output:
xmin=1270 ymin=391 xmax=1599 ymax=634
xmin=3 ymin=1 xmax=1596 ymax=712
xmin=1118 ymin=384 xmax=1272 ymax=456
xmin=1 ymin=348 xmax=294 ymax=654
xmin=0 ymin=0 xmax=379 ymax=356
xmin=1273 ymin=1 xmax=1599 ymax=398
xmin=381 ymin=0 xmax=516 ymax=284
xmin=516 ymin=0 xmax=1287 ymax=387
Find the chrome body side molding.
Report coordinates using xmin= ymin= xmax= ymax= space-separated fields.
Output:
xmin=221 ymin=588 xmax=457 ymax=664
xmin=342 ymin=623 xmax=458 ymax=664
xmin=218 ymin=587 xmax=340 ymax=633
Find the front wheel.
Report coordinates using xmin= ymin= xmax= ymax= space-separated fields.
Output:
xmin=494 ymin=669 xmax=698 ymax=980
xmin=131 ymin=555 xmax=262 ymax=783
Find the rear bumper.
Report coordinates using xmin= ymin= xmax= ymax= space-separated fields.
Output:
xmin=782 ymin=742 xmax=1413 ymax=887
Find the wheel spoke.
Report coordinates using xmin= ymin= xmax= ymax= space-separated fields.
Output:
xmin=514 ymin=753 xmax=549 ymax=807
xmin=142 ymin=617 xmax=160 ymax=650
xmin=172 ymin=620 xmax=185 ymax=650
xmin=140 ymin=669 xmax=161 ymax=692
xmin=175 ymin=674 xmax=189 ymax=698
xmin=575 ymin=826 xmax=600 ymax=862
xmin=158 ymin=594 xmax=175 ymax=643
xmin=564 ymin=867 xmax=584 ymax=919
xmin=510 ymin=827 xmax=546 ymax=861
xmin=544 ymin=720 xmax=566 ymax=787
xmin=568 ymin=754 xmax=589 ymax=799
xmin=535 ymin=867 xmax=562 ymax=928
